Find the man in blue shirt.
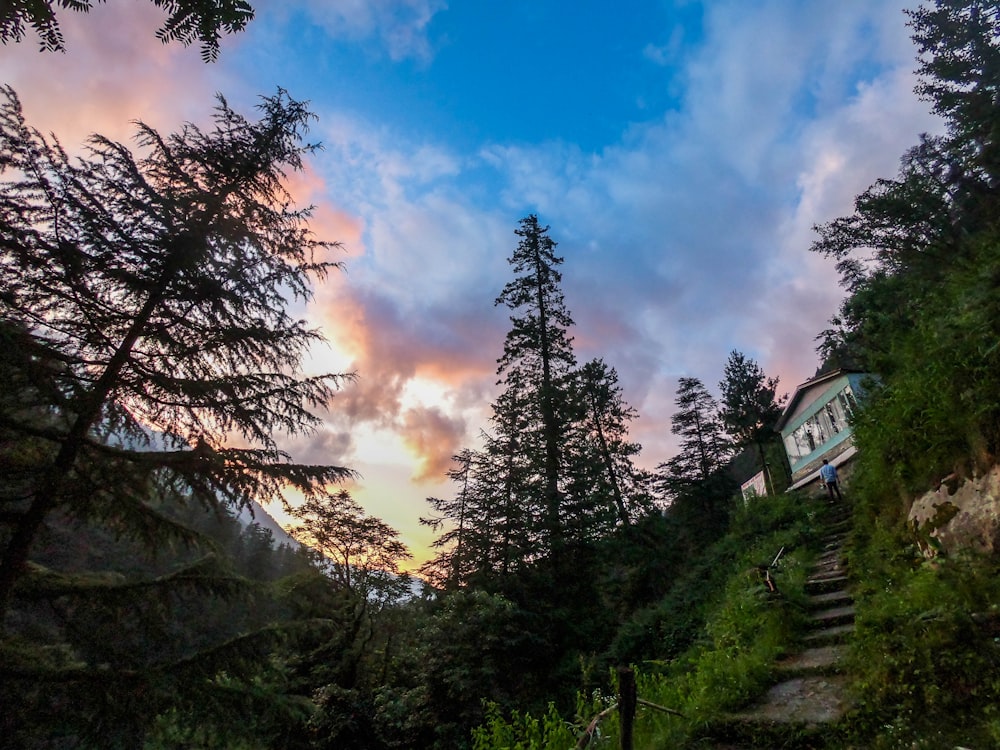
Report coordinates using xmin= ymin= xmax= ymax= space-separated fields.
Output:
xmin=819 ymin=459 xmax=843 ymax=501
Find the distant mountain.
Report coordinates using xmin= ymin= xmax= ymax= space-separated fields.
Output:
xmin=237 ymin=501 xmax=300 ymax=549
xmin=102 ymin=424 xmax=301 ymax=551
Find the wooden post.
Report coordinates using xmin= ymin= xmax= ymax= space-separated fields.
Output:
xmin=618 ymin=666 xmax=636 ymax=750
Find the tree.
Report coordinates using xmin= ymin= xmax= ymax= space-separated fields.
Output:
xmin=287 ymin=490 xmax=412 ymax=606
xmin=568 ymin=358 xmax=648 ymax=529
xmin=422 ymin=453 xmax=487 ymax=590
xmin=494 ymin=214 xmax=578 ymax=555
xmin=0 ymin=0 xmax=254 ymax=61
xmin=718 ymin=351 xmax=785 ymax=495
xmin=811 ymin=0 xmax=1000 ymax=492
xmin=285 ymin=490 xmax=412 ymax=726
xmin=909 ymin=1 xmax=1000 ymax=189
xmin=0 ymin=85 xmax=354 ymax=742
xmin=659 ymin=377 xmax=732 ymax=500
xmin=812 ymin=2 xmax=1000 ymax=375
xmin=424 ymin=220 xmax=651 ymax=592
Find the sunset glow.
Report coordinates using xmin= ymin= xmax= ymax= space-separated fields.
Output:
xmin=1 ymin=0 xmax=944 ymax=568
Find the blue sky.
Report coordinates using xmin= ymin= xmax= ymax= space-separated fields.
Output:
xmin=2 ymin=0 xmax=943 ymax=566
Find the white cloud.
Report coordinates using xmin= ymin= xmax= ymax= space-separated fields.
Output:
xmin=300 ymin=0 xmax=447 ymax=62
xmin=0 ymin=0 xmax=947 ymax=551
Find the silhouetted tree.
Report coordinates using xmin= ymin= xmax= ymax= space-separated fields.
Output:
xmin=718 ymin=351 xmax=784 ymax=495
xmin=0 ymin=85 xmax=354 ymax=745
xmin=567 ymin=358 xmax=649 ymax=530
xmin=287 ymin=490 xmax=412 ymax=606
xmin=0 ymin=0 xmax=254 ymax=61
xmin=659 ymin=376 xmax=732 ymax=500
xmin=494 ymin=214 xmax=578 ymax=556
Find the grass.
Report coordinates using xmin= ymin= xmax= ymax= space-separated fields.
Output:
xmin=472 ymin=491 xmax=827 ymax=749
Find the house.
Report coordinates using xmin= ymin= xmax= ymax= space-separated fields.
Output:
xmin=775 ymin=369 xmax=872 ymax=490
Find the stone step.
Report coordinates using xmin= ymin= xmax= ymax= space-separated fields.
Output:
xmin=806 ymin=589 xmax=852 ymax=610
xmin=808 ymin=604 xmax=856 ymax=629
xmin=803 ymin=622 xmax=855 ymax=646
xmin=809 ymin=573 xmax=846 ymax=588
xmin=815 ymin=548 xmax=845 ymax=564
xmin=705 ymin=676 xmax=856 ymax=747
xmin=808 ymin=564 xmax=846 ymax=580
xmin=742 ymin=675 xmax=854 ymax=722
xmin=811 ymin=559 xmax=845 ymax=576
xmin=824 ymin=522 xmax=851 ymax=535
xmin=775 ymin=644 xmax=848 ymax=676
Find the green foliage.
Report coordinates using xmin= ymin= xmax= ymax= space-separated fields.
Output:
xmin=470 ymin=491 xmax=825 ymax=749
xmin=813 ymin=10 xmax=1000 ymax=739
xmin=846 ymin=231 xmax=1000 ymax=502
xmin=471 ymin=700 xmax=592 ymax=750
xmin=844 ymin=523 xmax=1000 ymax=748
xmin=813 ymin=0 xmax=1000 ymax=500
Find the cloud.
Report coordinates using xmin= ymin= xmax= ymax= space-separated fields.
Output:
xmin=281 ymin=427 xmax=356 ymax=469
xmin=642 ymin=23 xmax=685 ymax=68
xmin=300 ymin=0 xmax=447 ymax=62
xmin=404 ymin=1 xmax=942 ymax=472
xmin=3 ymin=0 xmax=223 ymax=148
xmin=315 ymin=283 xmax=501 ymax=400
xmin=401 ymin=405 xmax=467 ymax=481
xmin=0 ymin=0 xmax=947 ymax=560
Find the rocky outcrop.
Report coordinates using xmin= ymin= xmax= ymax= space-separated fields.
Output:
xmin=908 ymin=464 xmax=1000 ymax=557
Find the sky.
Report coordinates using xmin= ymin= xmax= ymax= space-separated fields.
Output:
xmin=2 ymin=0 xmax=944 ymax=570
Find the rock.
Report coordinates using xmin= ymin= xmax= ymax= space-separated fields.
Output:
xmin=908 ymin=464 xmax=1000 ymax=557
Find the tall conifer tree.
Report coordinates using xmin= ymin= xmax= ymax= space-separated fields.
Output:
xmin=718 ymin=351 xmax=784 ymax=495
xmin=494 ymin=214 xmax=577 ymax=556
xmin=0 ymin=86 xmax=355 ymax=743
xmin=660 ymin=376 xmax=732 ymax=500
xmin=568 ymin=359 xmax=649 ymax=530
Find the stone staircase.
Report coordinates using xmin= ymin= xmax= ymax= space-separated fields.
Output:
xmin=698 ymin=500 xmax=857 ymax=749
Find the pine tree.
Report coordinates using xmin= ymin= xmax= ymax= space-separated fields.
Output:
xmin=0 ymin=85 xmax=354 ymax=743
xmin=718 ymin=351 xmax=785 ymax=495
xmin=494 ymin=214 xmax=578 ymax=556
xmin=420 ymin=449 xmax=476 ymax=589
xmin=420 ymin=446 xmax=524 ymax=589
xmin=568 ymin=359 xmax=649 ymax=530
xmin=660 ymin=376 xmax=732 ymax=500
xmin=424 ymin=219 xmax=650 ymax=592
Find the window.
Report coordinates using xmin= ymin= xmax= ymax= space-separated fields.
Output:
xmin=785 ymin=383 xmax=857 ymax=465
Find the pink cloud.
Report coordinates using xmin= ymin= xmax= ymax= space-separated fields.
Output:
xmin=305 ymin=281 xmax=504 ymax=479
xmin=401 ymin=405 xmax=466 ymax=482
xmin=3 ymin=0 xmax=220 ymax=148
xmin=283 ymin=165 xmax=367 ymax=266
xmin=313 ymin=283 xmax=501 ymax=411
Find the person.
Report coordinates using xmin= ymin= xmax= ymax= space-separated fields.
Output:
xmin=819 ymin=459 xmax=843 ymax=501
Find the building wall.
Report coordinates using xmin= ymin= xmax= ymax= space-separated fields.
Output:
xmin=780 ymin=373 xmax=869 ymax=481
xmin=741 ymin=470 xmax=767 ymax=501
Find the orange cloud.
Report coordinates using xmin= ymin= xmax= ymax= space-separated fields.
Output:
xmin=304 ymin=282 xmax=504 ymax=480
xmin=284 ymin=165 xmax=367 ymax=262
xmin=400 ymin=405 xmax=467 ymax=482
